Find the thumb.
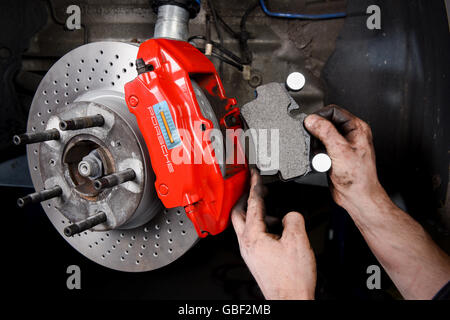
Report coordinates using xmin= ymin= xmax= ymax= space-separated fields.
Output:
xmin=304 ymin=114 xmax=350 ymax=158
xmin=281 ymin=212 xmax=308 ymax=243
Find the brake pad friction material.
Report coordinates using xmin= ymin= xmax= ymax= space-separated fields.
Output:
xmin=241 ymin=82 xmax=311 ymax=180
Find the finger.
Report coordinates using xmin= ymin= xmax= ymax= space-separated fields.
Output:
xmin=231 ymin=194 xmax=248 ymax=238
xmin=245 ymin=169 xmax=267 ymax=235
xmin=281 ymin=212 xmax=308 ymax=243
xmin=313 ymin=105 xmax=366 ymax=144
xmin=304 ymin=114 xmax=350 ymax=158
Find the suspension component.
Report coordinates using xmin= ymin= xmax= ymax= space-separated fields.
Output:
xmin=93 ymin=168 xmax=136 ymax=191
xmin=59 ymin=114 xmax=105 ymax=131
xmin=13 ymin=129 xmax=60 ymax=146
xmin=63 ymin=211 xmax=108 ymax=237
xmin=17 ymin=186 xmax=62 ymax=208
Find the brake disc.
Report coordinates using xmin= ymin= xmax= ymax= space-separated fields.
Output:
xmin=27 ymin=42 xmax=199 ymax=272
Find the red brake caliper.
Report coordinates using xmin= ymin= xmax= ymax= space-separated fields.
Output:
xmin=124 ymin=38 xmax=249 ymax=237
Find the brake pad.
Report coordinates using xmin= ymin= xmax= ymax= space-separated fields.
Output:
xmin=240 ymin=82 xmax=311 ymax=180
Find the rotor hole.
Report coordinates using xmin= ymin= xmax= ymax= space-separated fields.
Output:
xmin=33 ymin=149 xmax=38 ymax=154
xmin=166 ymin=219 xmax=171 ymax=224
xmin=117 ymin=239 xmax=121 ymax=243
xmin=181 ymin=230 xmax=186 ymax=235
xmin=104 ymin=70 xmax=108 ymax=74
xmin=53 ymin=80 xmax=58 ymax=85
xmin=89 ymin=245 xmax=93 ymax=248
xmin=122 ymin=68 xmax=127 ymax=73
xmin=109 ymin=62 xmax=113 ymax=66
xmin=95 ymin=59 xmax=99 ymax=63
xmin=53 ymin=90 xmax=58 ymax=94
xmin=85 ymin=86 xmax=89 ymax=90
xmin=100 ymin=50 xmax=104 ymax=55
xmin=78 ymin=69 xmax=82 ymax=73
xmin=144 ymin=227 xmax=149 ymax=232
xmin=95 ymin=242 xmax=98 ymax=245
xmin=32 ymin=127 xmax=36 ymax=131
xmin=136 ymin=260 xmax=140 ymax=264
xmin=111 ymin=82 xmax=115 ymax=86
xmin=64 ymin=83 xmax=68 ymax=87
xmin=47 ymin=109 xmax=52 ymax=113
xmin=131 ymin=235 xmax=136 ymax=240
xmin=37 ymin=112 xmax=42 ymax=117
xmin=139 ymin=252 xmax=143 ymax=257
xmin=100 ymin=78 xmax=104 ymax=82
xmin=168 ymin=238 xmax=173 ymax=244
xmin=101 ymin=255 xmax=105 ymax=259
xmin=116 ymin=74 xmax=120 ymax=79
xmin=80 ymin=59 xmax=85 ymax=63
xmin=129 ymin=62 xmax=134 ymax=67
xmin=88 ymin=76 xmax=92 ymax=81
xmin=107 ymin=250 xmax=111 ymax=254
xmin=64 ymin=92 xmax=68 ymax=97
xmin=76 ymin=78 xmax=80 ymax=83
xmin=115 ymin=54 xmax=119 ymax=59
xmin=41 ymin=120 xmax=46 ymax=125
xmin=42 ymin=90 xmax=47 ymax=95
xmin=120 ymin=233 xmax=124 ymax=238
xmin=176 ymin=210 xmax=181 ymax=215
xmin=65 ymin=73 xmax=69 ymax=78
xmin=153 ymin=252 xmax=158 ymax=257
xmin=74 ymin=88 xmax=79 ymax=92
xmin=128 ymin=243 xmax=133 ymax=248
xmin=141 ymin=244 xmax=146 ymax=249
xmin=112 ymin=245 xmax=116 ymax=249
xmin=33 ymin=166 xmax=37 ymax=171
xmin=44 ymin=100 xmax=49 ymax=104
xmin=155 ymin=224 xmax=160 ymax=230
xmin=66 ymin=63 xmax=70 ymax=68
xmin=125 ymin=250 xmax=129 ymax=254
xmin=179 ymin=220 xmax=184 ymax=225
xmin=155 ymin=243 xmax=159 ymax=248
xmin=168 ymin=248 xmax=173 ymax=254
xmin=55 ymin=99 xmax=59 ymax=104
xmin=155 ymin=234 xmax=160 ymax=239
xmin=91 ymin=67 xmax=95 ymax=72
xmin=121 ymin=256 xmax=125 ymax=261
xmin=143 ymin=236 xmax=148 ymax=241
xmin=168 ymin=229 xmax=172 ymax=234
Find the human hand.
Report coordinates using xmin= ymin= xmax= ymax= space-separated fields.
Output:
xmin=231 ymin=169 xmax=316 ymax=300
xmin=304 ymin=105 xmax=389 ymax=217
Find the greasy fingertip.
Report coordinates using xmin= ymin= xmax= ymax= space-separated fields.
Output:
xmin=304 ymin=114 xmax=321 ymax=130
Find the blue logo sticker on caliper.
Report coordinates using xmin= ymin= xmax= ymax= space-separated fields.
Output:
xmin=152 ymin=101 xmax=181 ymax=150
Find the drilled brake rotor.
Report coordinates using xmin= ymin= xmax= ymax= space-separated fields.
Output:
xmin=27 ymin=42 xmax=199 ymax=272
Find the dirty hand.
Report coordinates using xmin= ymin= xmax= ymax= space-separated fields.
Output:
xmin=304 ymin=105 xmax=386 ymax=216
xmin=231 ymin=169 xmax=316 ymax=300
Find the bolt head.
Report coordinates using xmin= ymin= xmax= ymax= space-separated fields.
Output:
xmin=159 ymin=184 xmax=169 ymax=195
xmin=129 ymin=95 xmax=139 ymax=107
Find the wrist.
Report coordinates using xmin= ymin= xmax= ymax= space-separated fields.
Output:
xmin=341 ymin=183 xmax=398 ymax=231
